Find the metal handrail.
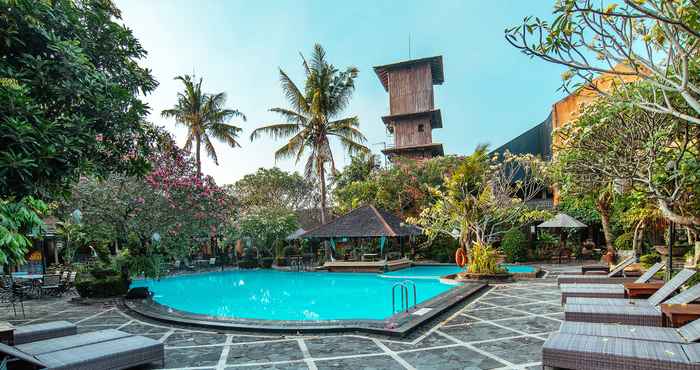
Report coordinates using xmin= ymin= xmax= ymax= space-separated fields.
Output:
xmin=391 ymin=281 xmax=417 ymax=314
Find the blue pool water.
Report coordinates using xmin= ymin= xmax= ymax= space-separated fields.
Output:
xmin=132 ymin=269 xmax=457 ymax=321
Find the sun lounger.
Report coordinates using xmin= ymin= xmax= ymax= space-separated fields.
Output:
xmin=557 ymin=256 xmax=637 ymax=286
xmin=13 ymin=321 xmax=77 ymax=345
xmin=557 ymin=318 xmax=700 ymax=344
xmin=15 ymin=329 xmax=131 ymax=355
xmin=565 ymin=279 xmax=700 ymax=327
xmin=565 ymin=268 xmax=696 ymax=307
xmin=559 ymin=262 xmax=665 ymax=304
xmin=542 ymin=332 xmax=700 ymax=370
xmin=0 ymin=330 xmax=164 ymax=370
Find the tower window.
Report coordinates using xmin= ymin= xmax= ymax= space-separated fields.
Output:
xmin=418 ymin=124 xmax=424 ymax=132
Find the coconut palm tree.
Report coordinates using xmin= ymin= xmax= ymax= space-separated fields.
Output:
xmin=161 ymin=75 xmax=246 ymax=176
xmin=250 ymin=44 xmax=369 ymax=224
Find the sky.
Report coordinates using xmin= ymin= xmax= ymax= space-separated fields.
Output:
xmin=114 ymin=0 xmax=566 ymax=185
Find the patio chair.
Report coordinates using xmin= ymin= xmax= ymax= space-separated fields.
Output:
xmin=565 ymin=274 xmax=700 ymax=327
xmin=13 ymin=321 xmax=77 ymax=345
xmin=0 ymin=282 xmax=23 ymax=319
xmin=0 ymin=329 xmax=164 ymax=370
xmin=557 ymin=317 xmax=700 ymax=344
xmin=565 ymin=268 xmax=696 ymax=306
xmin=209 ymin=258 xmax=216 ymax=268
xmin=556 ymin=256 xmax=637 ymax=286
xmin=542 ymin=332 xmax=700 ymax=370
xmin=39 ymin=274 xmax=61 ymax=297
xmin=559 ymin=262 xmax=665 ymax=304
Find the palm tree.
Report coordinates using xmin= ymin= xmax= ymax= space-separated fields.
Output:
xmin=250 ymin=44 xmax=369 ymax=224
xmin=161 ymin=75 xmax=246 ymax=176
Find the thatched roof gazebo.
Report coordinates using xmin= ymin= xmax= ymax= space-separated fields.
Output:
xmin=300 ymin=205 xmax=422 ymax=272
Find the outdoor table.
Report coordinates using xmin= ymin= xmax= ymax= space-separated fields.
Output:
xmin=0 ymin=322 xmax=14 ymax=345
xmin=624 ymin=282 xmax=664 ymax=299
xmin=12 ymin=274 xmax=44 ymax=298
xmin=661 ymin=303 xmax=700 ymax=327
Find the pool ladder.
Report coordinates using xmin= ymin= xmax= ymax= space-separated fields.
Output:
xmin=392 ymin=280 xmax=417 ymax=314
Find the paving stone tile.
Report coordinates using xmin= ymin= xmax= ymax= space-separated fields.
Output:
xmin=440 ymin=322 xmax=521 ymax=342
xmin=444 ymin=314 xmax=480 ymax=326
xmin=513 ymin=303 xmax=563 ymax=315
xmin=119 ymin=322 xmax=170 ymax=335
xmin=316 ymin=355 xmax=404 ymax=370
xmin=472 ymin=336 xmax=544 ymax=365
xmin=479 ymin=296 xmax=538 ymax=306
xmin=229 ymin=335 xmax=282 ymax=343
xmin=464 ymin=308 xmax=529 ymax=321
xmin=227 ymin=340 xmax=304 ymax=364
xmin=227 ymin=361 xmax=309 ymax=369
xmin=166 ymin=331 xmax=227 ymax=346
xmin=466 ymin=300 xmax=496 ymax=309
xmin=382 ymin=332 xmax=454 ymax=351
xmin=79 ymin=315 xmax=132 ymax=325
xmin=305 ymin=336 xmax=380 ymax=358
xmin=400 ymin=346 xmax=506 ymax=369
xmin=165 ymin=346 xmax=222 ymax=367
xmin=496 ymin=317 xmax=561 ymax=334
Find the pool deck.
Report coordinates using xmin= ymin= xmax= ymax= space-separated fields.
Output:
xmin=4 ymin=263 xmax=578 ymax=369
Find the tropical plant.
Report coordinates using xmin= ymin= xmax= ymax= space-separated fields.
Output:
xmin=249 ymin=44 xmax=369 ymax=223
xmin=409 ymin=146 xmax=549 ymax=253
xmin=55 ymin=218 xmax=86 ymax=264
xmin=467 ymin=242 xmax=505 ymax=274
xmin=235 ymin=208 xmax=299 ymax=258
xmin=506 ymin=0 xmax=700 ymax=126
xmin=501 ymin=228 xmax=528 ymax=263
xmin=162 ymin=75 xmax=246 ymax=176
xmin=230 ymin=167 xmax=315 ymax=215
xmin=1 ymin=0 xmax=159 ymax=199
xmin=0 ymin=197 xmax=47 ymax=266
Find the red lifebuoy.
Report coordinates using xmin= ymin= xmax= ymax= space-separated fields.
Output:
xmin=455 ymin=248 xmax=467 ymax=267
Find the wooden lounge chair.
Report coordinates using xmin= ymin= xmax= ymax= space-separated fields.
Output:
xmin=556 ymin=256 xmax=637 ymax=286
xmin=565 ymin=277 xmax=700 ymax=327
xmin=557 ymin=318 xmax=700 ymax=344
xmin=542 ymin=332 xmax=700 ymax=370
xmin=559 ymin=262 xmax=665 ymax=304
xmin=0 ymin=329 xmax=164 ymax=370
xmin=13 ymin=321 xmax=77 ymax=345
xmin=565 ymin=268 xmax=696 ymax=307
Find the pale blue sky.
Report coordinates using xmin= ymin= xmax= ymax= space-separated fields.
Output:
xmin=115 ymin=0 xmax=565 ymax=185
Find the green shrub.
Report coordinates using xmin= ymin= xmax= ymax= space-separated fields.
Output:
xmin=75 ymin=275 xmax=129 ymax=298
xmin=501 ymin=228 xmax=528 ymax=263
xmin=468 ymin=242 xmax=505 ymax=274
xmin=238 ymin=259 xmax=259 ymax=269
xmin=639 ymin=252 xmax=661 ymax=269
xmin=614 ymin=232 xmax=634 ymax=250
xmin=260 ymin=257 xmax=274 ymax=268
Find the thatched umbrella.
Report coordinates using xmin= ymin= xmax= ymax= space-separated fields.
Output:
xmin=538 ymin=213 xmax=587 ymax=262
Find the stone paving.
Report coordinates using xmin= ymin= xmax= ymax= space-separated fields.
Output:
xmin=1 ymin=265 xmax=579 ymax=370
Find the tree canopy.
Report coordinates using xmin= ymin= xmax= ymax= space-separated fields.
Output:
xmin=1 ymin=0 xmax=159 ymax=199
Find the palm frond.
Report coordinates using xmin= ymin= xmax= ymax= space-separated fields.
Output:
xmin=279 ymin=69 xmax=308 ymax=113
xmin=202 ymin=134 xmax=219 ymax=165
xmin=249 ymin=123 xmax=301 ymax=141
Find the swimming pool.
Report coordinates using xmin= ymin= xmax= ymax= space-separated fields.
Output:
xmin=132 ymin=270 xmax=458 ymax=321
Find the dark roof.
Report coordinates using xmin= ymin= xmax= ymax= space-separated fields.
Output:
xmin=381 ymin=109 xmax=442 ymax=131
xmin=374 ymin=56 xmax=444 ymax=91
xmin=300 ymin=205 xmax=422 ymax=239
xmin=381 ymin=143 xmax=444 ymax=157
xmin=294 ymin=208 xmax=335 ymax=231
xmin=490 ymin=112 xmax=552 ymax=160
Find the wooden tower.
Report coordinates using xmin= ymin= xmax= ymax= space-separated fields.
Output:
xmin=374 ymin=56 xmax=444 ymax=162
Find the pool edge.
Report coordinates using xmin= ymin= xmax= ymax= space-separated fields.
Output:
xmin=123 ymin=282 xmax=488 ymax=337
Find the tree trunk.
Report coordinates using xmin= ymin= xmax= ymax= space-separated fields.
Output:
xmin=632 ymin=219 xmax=644 ymax=257
xmin=195 ymin=135 xmax=202 ymax=177
xmin=596 ymin=191 xmax=614 ymax=249
xmin=319 ymin=163 xmax=327 ymax=225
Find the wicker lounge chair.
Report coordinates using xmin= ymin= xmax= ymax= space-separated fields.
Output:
xmin=565 ymin=279 xmax=700 ymax=327
xmin=39 ymin=275 xmax=61 ymax=297
xmin=565 ymin=268 xmax=696 ymax=307
xmin=13 ymin=321 xmax=77 ymax=345
xmin=558 ymin=318 xmax=700 ymax=344
xmin=559 ymin=262 xmax=665 ymax=304
xmin=557 ymin=256 xmax=637 ymax=286
xmin=0 ymin=329 xmax=164 ymax=370
xmin=542 ymin=332 xmax=700 ymax=370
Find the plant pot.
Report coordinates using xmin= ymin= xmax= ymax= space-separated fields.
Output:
xmin=655 ymin=245 xmax=687 ymax=257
